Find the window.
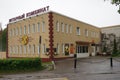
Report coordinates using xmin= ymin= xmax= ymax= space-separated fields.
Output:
xmin=96 ymin=32 xmax=99 ymax=38
xmin=14 ymin=28 xmax=16 ymax=36
xmin=61 ymin=23 xmax=64 ymax=32
xmin=56 ymin=21 xmax=59 ymax=32
xmin=32 ymin=24 xmax=35 ymax=33
xmin=62 ymin=44 xmax=64 ymax=54
xmin=27 ymin=45 xmax=31 ymax=54
xmin=10 ymin=46 xmax=12 ymax=54
xmin=42 ymin=21 xmax=45 ymax=32
xmin=85 ymin=29 xmax=88 ymax=37
xmin=42 ymin=44 xmax=46 ymax=54
xmin=19 ymin=27 xmax=22 ymax=35
xmin=38 ymin=44 xmax=40 ymax=54
xmin=24 ymin=25 xmax=26 ymax=34
xmin=24 ymin=45 xmax=27 ymax=54
xmin=76 ymin=27 xmax=80 ymax=35
xmin=16 ymin=46 xmax=18 ymax=54
xmin=76 ymin=45 xmax=88 ymax=53
xmin=10 ymin=30 xmax=12 ymax=36
xmin=12 ymin=29 xmax=14 ymax=36
xmin=70 ymin=25 xmax=72 ymax=33
xmin=32 ymin=45 xmax=35 ymax=54
xmin=19 ymin=45 xmax=22 ymax=54
xmin=57 ymin=44 xmax=59 ymax=54
xmin=15 ymin=28 xmax=18 ymax=35
xmin=37 ymin=22 xmax=40 ymax=32
xmin=93 ymin=32 xmax=96 ymax=37
xmin=66 ymin=24 xmax=68 ymax=33
xmin=28 ymin=24 xmax=30 ymax=34
xmin=13 ymin=46 xmax=15 ymax=54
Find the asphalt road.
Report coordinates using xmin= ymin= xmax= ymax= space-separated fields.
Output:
xmin=0 ymin=56 xmax=120 ymax=80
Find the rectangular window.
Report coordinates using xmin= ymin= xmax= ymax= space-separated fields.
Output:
xmin=66 ymin=24 xmax=68 ymax=33
xmin=19 ymin=27 xmax=22 ymax=35
xmin=32 ymin=45 xmax=35 ymax=54
xmin=62 ymin=44 xmax=64 ymax=54
xmin=85 ymin=29 xmax=88 ymax=37
xmin=14 ymin=29 xmax=16 ymax=36
xmin=24 ymin=25 xmax=26 ymax=34
xmin=70 ymin=25 xmax=72 ymax=33
xmin=38 ymin=44 xmax=40 ymax=54
xmin=16 ymin=28 xmax=18 ymax=35
xmin=56 ymin=21 xmax=59 ymax=32
xmin=13 ymin=46 xmax=15 ymax=54
xmin=57 ymin=44 xmax=59 ymax=54
xmin=10 ymin=46 xmax=12 ymax=54
xmin=16 ymin=46 xmax=18 ymax=54
xmin=32 ymin=24 xmax=35 ymax=33
xmin=61 ymin=23 xmax=64 ymax=32
xmin=27 ymin=45 xmax=30 ymax=54
xmin=42 ymin=44 xmax=46 ymax=54
xmin=28 ymin=24 xmax=30 ymax=34
xmin=76 ymin=27 xmax=80 ymax=35
xmin=76 ymin=45 xmax=88 ymax=53
xmin=12 ymin=29 xmax=14 ymax=36
xmin=42 ymin=21 xmax=45 ymax=32
xmin=37 ymin=22 xmax=40 ymax=32
xmin=24 ymin=45 xmax=26 ymax=54
xmin=19 ymin=45 xmax=22 ymax=54
xmin=10 ymin=30 xmax=12 ymax=36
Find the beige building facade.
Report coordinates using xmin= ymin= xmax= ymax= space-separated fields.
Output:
xmin=0 ymin=52 xmax=6 ymax=59
xmin=7 ymin=8 xmax=101 ymax=61
xmin=101 ymin=25 xmax=120 ymax=53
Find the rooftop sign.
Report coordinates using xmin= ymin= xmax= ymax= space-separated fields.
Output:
xmin=9 ymin=6 xmax=49 ymax=23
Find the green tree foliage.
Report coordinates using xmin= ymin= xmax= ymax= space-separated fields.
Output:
xmin=0 ymin=28 xmax=7 ymax=51
xmin=105 ymin=0 xmax=120 ymax=13
xmin=112 ymin=0 xmax=120 ymax=5
xmin=112 ymin=38 xmax=117 ymax=54
xmin=112 ymin=0 xmax=120 ymax=13
xmin=103 ymin=46 xmax=107 ymax=52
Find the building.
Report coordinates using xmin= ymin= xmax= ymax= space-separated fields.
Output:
xmin=7 ymin=6 xmax=101 ymax=61
xmin=101 ymin=25 xmax=120 ymax=54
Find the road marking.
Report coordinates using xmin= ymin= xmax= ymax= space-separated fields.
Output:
xmin=40 ymin=77 xmax=68 ymax=80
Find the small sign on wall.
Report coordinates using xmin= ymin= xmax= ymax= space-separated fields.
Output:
xmin=65 ymin=44 xmax=69 ymax=55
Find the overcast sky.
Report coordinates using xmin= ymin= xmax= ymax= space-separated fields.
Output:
xmin=0 ymin=0 xmax=120 ymax=29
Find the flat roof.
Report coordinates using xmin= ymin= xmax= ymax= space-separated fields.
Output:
xmin=101 ymin=25 xmax=120 ymax=29
xmin=8 ymin=10 xmax=100 ymax=29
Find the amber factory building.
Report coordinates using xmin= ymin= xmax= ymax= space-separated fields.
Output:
xmin=7 ymin=10 xmax=101 ymax=61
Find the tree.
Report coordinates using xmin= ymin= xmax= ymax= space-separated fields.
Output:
xmin=112 ymin=0 xmax=120 ymax=13
xmin=112 ymin=38 xmax=117 ymax=54
xmin=105 ymin=0 xmax=120 ymax=13
xmin=0 ymin=28 xmax=7 ymax=51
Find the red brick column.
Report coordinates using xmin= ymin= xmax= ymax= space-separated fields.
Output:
xmin=48 ymin=12 xmax=54 ymax=61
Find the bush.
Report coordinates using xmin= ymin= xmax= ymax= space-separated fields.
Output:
xmin=112 ymin=50 xmax=120 ymax=57
xmin=0 ymin=58 xmax=43 ymax=72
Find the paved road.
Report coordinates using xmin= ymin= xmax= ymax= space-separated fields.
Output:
xmin=0 ymin=57 xmax=120 ymax=80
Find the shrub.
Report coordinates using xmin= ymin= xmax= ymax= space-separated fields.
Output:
xmin=0 ymin=58 xmax=42 ymax=72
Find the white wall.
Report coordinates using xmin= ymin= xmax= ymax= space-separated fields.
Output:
xmin=77 ymin=53 xmax=89 ymax=58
